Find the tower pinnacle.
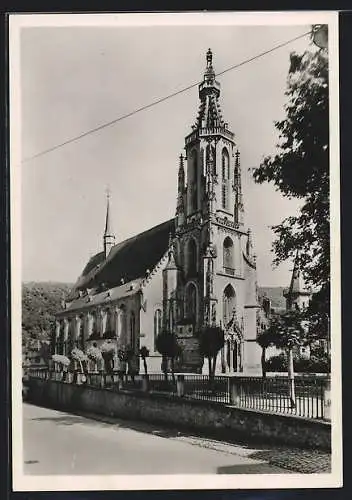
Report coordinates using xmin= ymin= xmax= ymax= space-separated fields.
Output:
xmin=194 ymin=49 xmax=224 ymax=130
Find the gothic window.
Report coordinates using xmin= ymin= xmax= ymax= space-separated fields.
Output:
xmin=223 ymin=284 xmax=236 ymax=328
xmin=185 ymin=283 xmax=197 ymax=322
xmin=222 ymin=148 xmax=230 ymax=210
xmin=154 ymin=308 xmax=162 ymax=350
xmin=186 ymin=238 xmax=197 ymax=277
xmin=223 ymin=236 xmax=235 ymax=270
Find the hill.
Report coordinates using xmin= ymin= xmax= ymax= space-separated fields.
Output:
xmin=22 ymin=282 xmax=73 ymax=343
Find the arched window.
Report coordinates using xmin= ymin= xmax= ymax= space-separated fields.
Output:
xmin=154 ymin=308 xmax=162 ymax=350
xmin=222 ymin=148 xmax=230 ymax=179
xmin=185 ymin=283 xmax=197 ymax=322
xmin=186 ymin=238 xmax=197 ymax=277
xmin=223 ymin=236 xmax=234 ymax=270
xmin=223 ymin=284 xmax=236 ymax=328
xmin=190 ymin=149 xmax=198 ymax=212
xmin=222 ymin=148 xmax=230 ymax=210
xmin=130 ymin=312 xmax=136 ymax=351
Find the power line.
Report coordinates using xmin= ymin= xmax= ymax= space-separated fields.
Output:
xmin=22 ymin=30 xmax=311 ymax=164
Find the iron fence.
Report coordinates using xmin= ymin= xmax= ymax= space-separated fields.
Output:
xmin=183 ymin=375 xmax=230 ymax=404
xmin=148 ymin=374 xmax=177 ymax=394
xmin=232 ymin=376 xmax=326 ymax=419
xmin=25 ymin=369 xmax=328 ymax=420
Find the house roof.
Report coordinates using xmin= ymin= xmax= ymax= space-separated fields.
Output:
xmin=72 ymin=218 xmax=175 ymax=294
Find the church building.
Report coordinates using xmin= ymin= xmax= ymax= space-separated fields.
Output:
xmin=54 ymin=49 xmax=262 ymax=375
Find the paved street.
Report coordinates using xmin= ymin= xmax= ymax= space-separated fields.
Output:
xmin=23 ymin=404 xmax=330 ymax=475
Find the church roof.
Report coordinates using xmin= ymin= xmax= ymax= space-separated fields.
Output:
xmin=73 ymin=218 xmax=175 ymax=293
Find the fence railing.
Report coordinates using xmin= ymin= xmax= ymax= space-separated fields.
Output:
xmin=25 ymin=368 xmax=330 ymax=421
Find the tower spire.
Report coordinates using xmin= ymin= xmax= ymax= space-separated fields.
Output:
xmin=194 ymin=49 xmax=224 ymax=130
xmin=103 ymin=188 xmax=115 ymax=258
xmin=284 ymin=250 xmax=312 ymax=310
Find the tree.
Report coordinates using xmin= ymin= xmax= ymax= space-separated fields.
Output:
xmin=199 ymin=326 xmax=225 ymax=383
xmin=257 ymin=311 xmax=305 ymax=406
xmin=155 ymin=330 xmax=181 ymax=383
xmin=252 ymin=47 xmax=329 ymax=318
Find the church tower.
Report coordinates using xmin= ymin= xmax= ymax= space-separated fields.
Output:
xmin=103 ymin=190 xmax=115 ymax=259
xmin=172 ymin=49 xmax=261 ymax=374
xmin=284 ymin=251 xmax=312 ymax=311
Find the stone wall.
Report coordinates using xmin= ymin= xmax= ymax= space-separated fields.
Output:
xmin=27 ymin=378 xmax=331 ymax=451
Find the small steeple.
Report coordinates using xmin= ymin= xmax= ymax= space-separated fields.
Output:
xmin=103 ymin=188 xmax=115 ymax=259
xmin=289 ymin=251 xmax=306 ymax=295
xmin=284 ymin=250 xmax=312 ymax=310
xmin=178 ymin=154 xmax=185 ymax=192
xmin=176 ymin=154 xmax=186 ymax=227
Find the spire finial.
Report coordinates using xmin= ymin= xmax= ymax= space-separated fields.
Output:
xmin=206 ymin=48 xmax=213 ymax=68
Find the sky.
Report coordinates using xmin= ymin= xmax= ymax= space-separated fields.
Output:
xmin=19 ymin=20 xmax=313 ymax=286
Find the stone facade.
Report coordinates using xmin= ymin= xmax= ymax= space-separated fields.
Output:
xmin=54 ymin=49 xmax=263 ymax=375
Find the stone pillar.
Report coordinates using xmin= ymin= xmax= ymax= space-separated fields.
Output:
xmin=63 ymin=318 xmax=69 ymax=355
xmin=55 ymin=321 xmax=60 ymax=354
xmin=323 ymin=377 xmax=331 ymax=421
xmin=142 ymin=374 xmax=149 ymax=392
xmin=101 ymin=310 xmax=107 ymax=336
xmin=229 ymin=376 xmax=241 ymax=406
xmin=229 ymin=342 xmax=234 ymax=373
xmin=176 ymin=374 xmax=185 ymax=397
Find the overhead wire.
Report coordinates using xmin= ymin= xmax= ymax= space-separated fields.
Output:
xmin=22 ymin=29 xmax=311 ymax=164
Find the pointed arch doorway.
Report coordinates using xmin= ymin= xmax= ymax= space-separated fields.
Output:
xmin=221 ymin=284 xmax=243 ymax=373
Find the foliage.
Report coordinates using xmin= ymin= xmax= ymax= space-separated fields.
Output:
xmin=199 ymin=326 xmax=224 ymax=357
xmin=257 ymin=310 xmax=306 ymax=350
xmin=252 ymin=48 xmax=329 ymax=297
xmin=304 ymin=283 xmax=330 ymax=343
xmin=100 ymin=340 xmax=117 ymax=356
xmin=139 ymin=346 xmax=150 ymax=375
xmin=52 ymin=354 xmax=70 ymax=366
xmin=156 ymin=330 xmax=181 ymax=381
xmin=139 ymin=346 xmax=150 ymax=359
xmin=199 ymin=326 xmax=225 ymax=379
xmin=117 ymin=348 xmax=128 ymax=362
xmin=22 ymin=282 xmax=72 ymax=343
xmin=265 ymin=352 xmax=330 ymax=373
xmin=155 ymin=330 xmax=181 ymax=359
xmin=71 ymin=348 xmax=88 ymax=362
xmin=86 ymin=345 xmax=103 ymax=361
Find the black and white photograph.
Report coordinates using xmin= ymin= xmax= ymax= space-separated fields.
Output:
xmin=10 ymin=12 xmax=341 ymax=491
